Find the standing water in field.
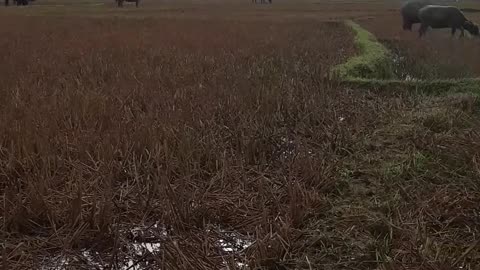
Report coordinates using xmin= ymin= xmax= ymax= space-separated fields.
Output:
xmin=40 ymin=223 xmax=253 ymax=270
xmin=390 ymin=46 xmax=418 ymax=81
xmin=381 ymin=39 xmax=419 ymax=81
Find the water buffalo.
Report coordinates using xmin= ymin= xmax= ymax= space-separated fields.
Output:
xmin=400 ymin=0 xmax=433 ymax=31
xmin=418 ymin=5 xmax=480 ymax=37
xmin=252 ymin=0 xmax=272 ymax=4
xmin=5 ymin=0 xmax=29 ymax=5
xmin=117 ymin=0 xmax=139 ymax=7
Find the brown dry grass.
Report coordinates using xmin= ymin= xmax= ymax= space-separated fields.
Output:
xmin=0 ymin=14 xmax=359 ymax=270
xmin=1 ymin=1 xmax=480 ymax=270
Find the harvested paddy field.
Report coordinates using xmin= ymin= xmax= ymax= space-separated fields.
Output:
xmin=1 ymin=1 xmax=480 ymax=269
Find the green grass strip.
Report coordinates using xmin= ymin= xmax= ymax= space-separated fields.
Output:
xmin=332 ymin=20 xmax=395 ymax=80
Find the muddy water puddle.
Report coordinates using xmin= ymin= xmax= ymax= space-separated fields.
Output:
xmin=41 ymin=223 xmax=253 ymax=270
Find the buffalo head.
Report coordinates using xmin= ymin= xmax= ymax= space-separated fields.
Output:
xmin=464 ymin=21 xmax=480 ymax=36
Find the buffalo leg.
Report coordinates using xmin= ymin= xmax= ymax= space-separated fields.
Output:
xmin=460 ymin=27 xmax=465 ymax=37
xmin=451 ymin=27 xmax=456 ymax=37
xmin=418 ymin=24 xmax=428 ymax=38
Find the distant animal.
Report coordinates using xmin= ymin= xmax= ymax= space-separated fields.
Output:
xmin=5 ymin=0 xmax=29 ymax=5
xmin=117 ymin=0 xmax=139 ymax=7
xmin=418 ymin=5 xmax=480 ymax=37
xmin=400 ymin=0 xmax=433 ymax=31
xmin=252 ymin=0 xmax=271 ymax=4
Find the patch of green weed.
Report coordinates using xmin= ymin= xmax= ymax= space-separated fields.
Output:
xmin=381 ymin=151 xmax=430 ymax=180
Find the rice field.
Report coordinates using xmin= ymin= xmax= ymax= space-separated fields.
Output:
xmin=1 ymin=0 xmax=480 ymax=269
